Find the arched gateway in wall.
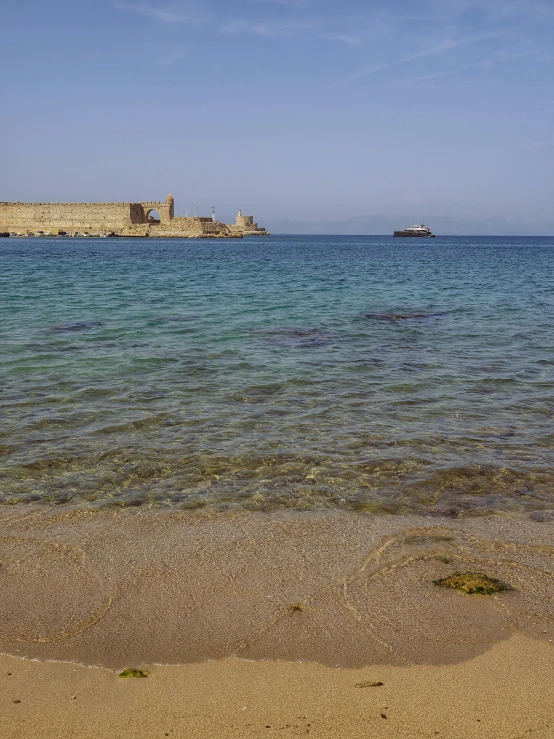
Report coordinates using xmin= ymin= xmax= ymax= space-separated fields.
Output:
xmin=135 ymin=195 xmax=174 ymax=225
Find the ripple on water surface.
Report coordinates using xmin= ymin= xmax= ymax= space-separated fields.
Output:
xmin=1 ymin=235 xmax=554 ymax=515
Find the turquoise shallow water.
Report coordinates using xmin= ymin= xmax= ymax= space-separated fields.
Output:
xmin=1 ymin=235 xmax=553 ymax=515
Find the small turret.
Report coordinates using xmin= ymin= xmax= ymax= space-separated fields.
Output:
xmin=165 ymin=194 xmax=175 ymax=220
xmin=231 ymin=208 xmax=269 ymax=236
xmin=236 ymin=211 xmax=254 ymax=229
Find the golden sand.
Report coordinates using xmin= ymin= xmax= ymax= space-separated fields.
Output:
xmin=1 ymin=508 xmax=554 ymax=736
xmin=2 ymin=635 xmax=553 ymax=738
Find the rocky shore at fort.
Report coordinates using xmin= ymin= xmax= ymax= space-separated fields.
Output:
xmin=0 ymin=194 xmax=269 ymax=238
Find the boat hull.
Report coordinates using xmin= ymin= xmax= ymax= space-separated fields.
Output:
xmin=393 ymin=231 xmax=435 ymax=237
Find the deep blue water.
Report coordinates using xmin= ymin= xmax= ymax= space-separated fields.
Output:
xmin=1 ymin=235 xmax=553 ymax=515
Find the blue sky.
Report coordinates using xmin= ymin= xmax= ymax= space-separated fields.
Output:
xmin=2 ymin=0 xmax=554 ymax=233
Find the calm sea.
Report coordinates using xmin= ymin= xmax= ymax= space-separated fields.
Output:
xmin=1 ymin=235 xmax=553 ymax=516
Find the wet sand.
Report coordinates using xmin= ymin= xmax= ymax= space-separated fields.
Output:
xmin=2 ymin=634 xmax=554 ymax=738
xmin=1 ymin=508 xmax=554 ymax=736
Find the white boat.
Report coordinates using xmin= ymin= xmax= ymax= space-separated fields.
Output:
xmin=394 ymin=223 xmax=436 ymax=237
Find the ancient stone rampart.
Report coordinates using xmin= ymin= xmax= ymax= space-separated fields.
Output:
xmin=141 ymin=217 xmax=235 ymax=238
xmin=0 ymin=194 xmax=175 ymax=234
xmin=0 ymin=196 xmax=267 ymax=238
xmin=0 ymin=201 xmax=134 ymax=231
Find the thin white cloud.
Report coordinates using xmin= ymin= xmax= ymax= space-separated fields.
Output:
xmin=221 ymin=19 xmax=364 ymax=44
xmin=113 ymin=1 xmax=208 ymax=25
xmin=220 ymin=17 xmax=321 ymax=40
xmin=400 ymin=48 xmax=545 ymax=87
xmin=114 ymin=0 xmax=363 ymax=49
xmin=424 ymin=0 xmax=554 ymax=34
xmin=330 ymin=32 xmax=504 ymax=88
xmin=326 ymin=33 xmax=363 ymax=47
xmin=221 ymin=20 xmax=281 ymax=37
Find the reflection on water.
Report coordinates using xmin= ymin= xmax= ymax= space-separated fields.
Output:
xmin=1 ymin=235 xmax=553 ymax=515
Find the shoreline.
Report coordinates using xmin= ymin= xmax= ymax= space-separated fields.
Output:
xmin=1 ymin=507 xmax=554 ymax=669
xmin=2 ymin=635 xmax=554 ymax=738
xmin=2 ymin=508 xmax=554 ymax=736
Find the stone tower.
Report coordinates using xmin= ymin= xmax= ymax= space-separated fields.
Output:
xmin=165 ymin=194 xmax=175 ymax=221
xmin=236 ymin=210 xmax=255 ymax=229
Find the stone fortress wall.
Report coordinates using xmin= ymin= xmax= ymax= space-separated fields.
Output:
xmin=228 ymin=210 xmax=269 ymax=237
xmin=0 ymin=195 xmax=269 ymax=238
xmin=0 ymin=201 xmax=135 ymax=230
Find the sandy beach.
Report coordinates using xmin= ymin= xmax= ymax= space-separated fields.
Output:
xmin=1 ymin=508 xmax=554 ymax=736
xmin=2 ymin=633 xmax=553 ymax=738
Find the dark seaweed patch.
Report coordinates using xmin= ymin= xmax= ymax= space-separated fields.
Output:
xmin=118 ymin=668 xmax=148 ymax=678
xmin=48 ymin=321 xmax=104 ymax=333
xmin=288 ymin=603 xmax=305 ymax=613
xmin=253 ymin=327 xmax=337 ymax=349
xmin=529 ymin=511 xmax=554 ymax=522
xmin=433 ymin=571 xmax=512 ymax=595
xmin=231 ymin=382 xmax=284 ymax=403
xmin=362 ymin=310 xmax=448 ymax=322
xmin=164 ymin=315 xmax=200 ymax=323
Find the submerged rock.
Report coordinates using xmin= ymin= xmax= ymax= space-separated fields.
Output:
xmin=118 ymin=668 xmax=148 ymax=678
xmin=49 ymin=321 xmax=104 ymax=332
xmin=363 ymin=310 xmax=447 ymax=322
xmin=164 ymin=315 xmax=200 ymax=323
xmin=529 ymin=511 xmax=554 ymax=522
xmin=253 ymin=327 xmax=336 ymax=349
xmin=433 ymin=571 xmax=512 ymax=595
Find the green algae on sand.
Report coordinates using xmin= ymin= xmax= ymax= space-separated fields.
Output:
xmin=433 ymin=572 xmax=512 ymax=595
xmin=288 ymin=603 xmax=305 ymax=613
xmin=118 ymin=669 xmax=148 ymax=679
